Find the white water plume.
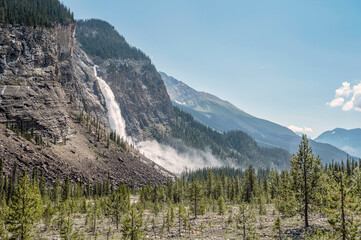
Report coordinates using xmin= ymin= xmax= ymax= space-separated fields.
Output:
xmin=136 ymin=140 xmax=223 ymax=174
xmin=93 ymin=65 xmax=223 ymax=174
xmin=94 ymin=66 xmax=128 ymax=141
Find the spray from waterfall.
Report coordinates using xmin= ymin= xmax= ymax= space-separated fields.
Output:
xmin=93 ymin=65 xmax=222 ymax=174
xmin=94 ymin=66 xmax=129 ymax=142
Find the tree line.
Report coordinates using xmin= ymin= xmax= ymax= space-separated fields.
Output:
xmin=76 ymin=19 xmax=149 ymax=61
xmin=151 ymin=106 xmax=291 ymax=170
xmin=0 ymin=0 xmax=74 ymax=27
xmin=0 ymin=135 xmax=360 ymax=239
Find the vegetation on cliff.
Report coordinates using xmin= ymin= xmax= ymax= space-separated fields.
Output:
xmin=76 ymin=19 xmax=148 ymax=61
xmin=152 ymin=107 xmax=291 ymax=169
xmin=0 ymin=0 xmax=74 ymax=27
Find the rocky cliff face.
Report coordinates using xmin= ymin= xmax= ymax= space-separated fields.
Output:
xmin=75 ymin=19 xmax=175 ymax=139
xmin=0 ymin=24 xmax=108 ymax=141
xmin=0 ymin=24 xmax=171 ymax=184
xmin=95 ymin=59 xmax=174 ymax=139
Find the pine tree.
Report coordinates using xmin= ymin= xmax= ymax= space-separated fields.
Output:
xmin=290 ymin=135 xmax=321 ymax=228
xmin=42 ymin=202 xmax=55 ymax=231
xmin=165 ymin=207 xmax=174 ymax=233
xmin=177 ymin=203 xmax=186 ymax=236
xmin=121 ymin=205 xmax=144 ymax=240
xmin=217 ymin=196 xmax=226 ymax=215
xmin=236 ymin=202 xmax=259 ymax=240
xmin=326 ymin=172 xmax=360 ymax=240
xmin=243 ymin=164 xmax=258 ymax=203
xmin=273 ymin=217 xmax=282 ymax=240
xmin=7 ymin=172 xmax=43 ymax=239
xmin=87 ymin=198 xmax=101 ymax=235
xmin=275 ymin=171 xmax=297 ymax=217
xmin=0 ymin=197 xmax=7 ymax=239
xmin=189 ymin=178 xmax=204 ymax=218
xmin=107 ymin=184 xmax=130 ymax=229
xmin=60 ymin=217 xmax=79 ymax=240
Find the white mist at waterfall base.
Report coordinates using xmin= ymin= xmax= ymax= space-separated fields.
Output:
xmin=94 ymin=66 xmax=128 ymax=142
xmin=136 ymin=140 xmax=223 ymax=174
xmin=94 ymin=65 xmax=223 ymax=174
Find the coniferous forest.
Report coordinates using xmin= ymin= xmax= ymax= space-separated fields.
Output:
xmin=151 ymin=107 xmax=291 ymax=170
xmin=0 ymin=136 xmax=361 ymax=239
xmin=0 ymin=0 xmax=73 ymax=27
xmin=76 ymin=19 xmax=148 ymax=61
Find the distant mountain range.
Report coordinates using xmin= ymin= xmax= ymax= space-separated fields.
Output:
xmin=315 ymin=128 xmax=361 ymax=158
xmin=160 ymin=71 xmax=352 ymax=163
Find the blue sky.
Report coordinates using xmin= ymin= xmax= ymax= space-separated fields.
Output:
xmin=62 ymin=0 xmax=361 ymax=138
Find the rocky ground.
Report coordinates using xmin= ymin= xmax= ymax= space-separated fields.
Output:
xmin=34 ymin=201 xmax=330 ymax=240
xmin=0 ymin=108 xmax=171 ymax=187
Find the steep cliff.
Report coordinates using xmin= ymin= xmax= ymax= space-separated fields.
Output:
xmin=76 ymin=19 xmax=175 ymax=139
xmin=0 ymin=22 xmax=171 ymax=184
xmin=0 ymin=24 xmax=107 ymax=140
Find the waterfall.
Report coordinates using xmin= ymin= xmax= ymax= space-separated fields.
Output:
xmin=93 ymin=65 xmax=221 ymax=174
xmin=94 ymin=66 xmax=128 ymax=141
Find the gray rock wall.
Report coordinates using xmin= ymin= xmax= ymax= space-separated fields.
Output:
xmin=0 ymin=24 xmax=108 ymax=140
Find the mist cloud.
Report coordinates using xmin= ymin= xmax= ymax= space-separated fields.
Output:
xmin=136 ymin=139 xmax=223 ymax=174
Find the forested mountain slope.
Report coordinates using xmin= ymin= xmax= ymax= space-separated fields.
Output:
xmin=161 ymin=72 xmax=351 ymax=163
xmin=151 ymin=107 xmax=291 ymax=170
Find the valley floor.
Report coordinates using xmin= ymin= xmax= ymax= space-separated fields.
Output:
xmin=36 ymin=201 xmax=328 ymax=240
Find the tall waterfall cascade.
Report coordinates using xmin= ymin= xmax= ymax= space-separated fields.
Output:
xmin=94 ymin=66 xmax=129 ymax=142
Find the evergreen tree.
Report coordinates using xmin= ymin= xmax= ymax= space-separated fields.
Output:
xmin=0 ymin=197 xmax=7 ymax=239
xmin=217 ymin=196 xmax=226 ymax=215
xmin=107 ymin=184 xmax=130 ymax=229
xmin=326 ymin=172 xmax=360 ymax=240
xmin=243 ymin=164 xmax=258 ymax=203
xmin=60 ymin=216 xmax=79 ymax=240
xmin=7 ymin=172 xmax=42 ymax=240
xmin=177 ymin=203 xmax=186 ymax=236
xmin=276 ymin=171 xmax=297 ymax=217
xmin=121 ymin=205 xmax=144 ymax=240
xmin=290 ymin=135 xmax=321 ymax=228
xmin=273 ymin=217 xmax=282 ymax=240
xmin=189 ymin=178 xmax=204 ymax=218
xmin=236 ymin=202 xmax=259 ymax=240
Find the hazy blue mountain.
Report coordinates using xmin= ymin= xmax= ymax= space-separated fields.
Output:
xmin=315 ymin=128 xmax=361 ymax=158
xmin=160 ymin=71 xmax=351 ymax=163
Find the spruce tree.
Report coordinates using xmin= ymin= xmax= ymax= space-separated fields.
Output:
xmin=243 ymin=164 xmax=258 ymax=203
xmin=189 ymin=178 xmax=204 ymax=218
xmin=177 ymin=203 xmax=186 ymax=236
xmin=107 ymin=184 xmax=130 ymax=229
xmin=0 ymin=197 xmax=7 ymax=239
xmin=290 ymin=135 xmax=321 ymax=228
xmin=236 ymin=202 xmax=259 ymax=240
xmin=275 ymin=171 xmax=296 ymax=217
xmin=273 ymin=217 xmax=282 ymax=240
xmin=121 ymin=205 xmax=144 ymax=240
xmin=7 ymin=172 xmax=42 ymax=240
xmin=326 ymin=172 xmax=360 ymax=240
xmin=217 ymin=196 xmax=226 ymax=215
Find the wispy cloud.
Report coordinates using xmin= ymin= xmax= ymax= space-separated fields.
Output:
xmin=288 ymin=125 xmax=313 ymax=134
xmin=328 ymin=81 xmax=361 ymax=112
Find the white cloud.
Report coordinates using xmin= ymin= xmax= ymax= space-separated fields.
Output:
xmin=288 ymin=125 xmax=313 ymax=134
xmin=328 ymin=97 xmax=344 ymax=107
xmin=335 ymin=82 xmax=352 ymax=97
xmin=328 ymin=81 xmax=361 ymax=112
